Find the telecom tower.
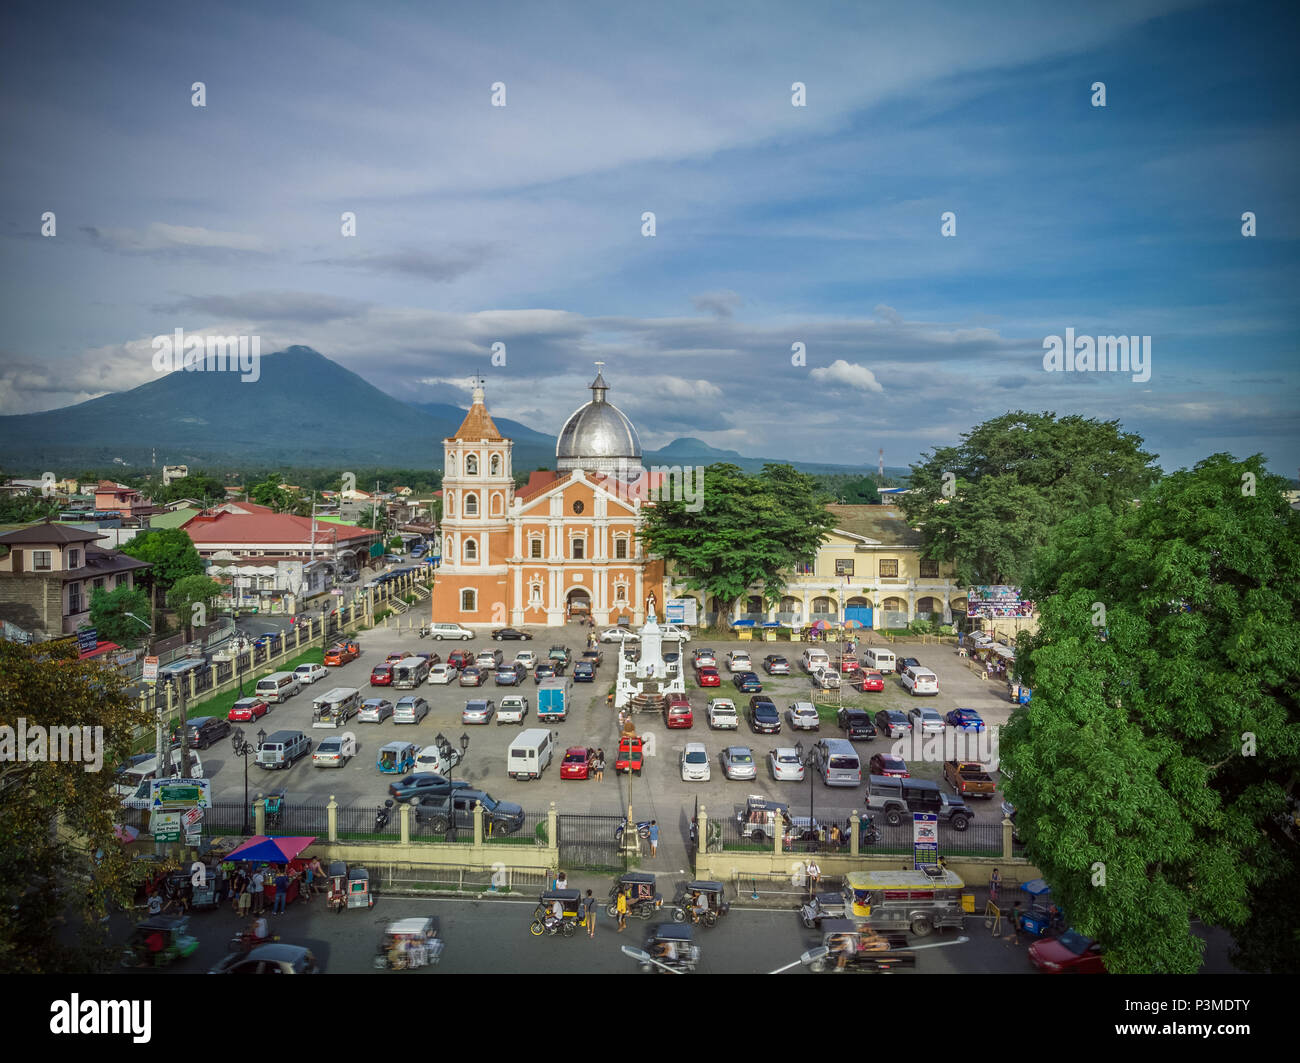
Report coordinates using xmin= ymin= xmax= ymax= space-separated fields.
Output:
xmin=877 ymin=448 xmax=884 ymax=485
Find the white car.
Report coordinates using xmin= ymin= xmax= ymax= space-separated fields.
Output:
xmin=908 ymin=706 xmax=946 ymax=735
xmin=513 ymin=651 xmax=538 ymax=669
xmin=428 ymin=623 xmax=474 ymax=641
xmin=720 ymin=746 xmax=758 ymax=781
xmin=312 ymin=736 xmax=351 ymax=768
xmin=726 ymin=651 xmax=753 ymax=673
xmin=293 ymin=663 xmax=328 ymax=685
xmin=768 ymin=747 xmax=805 ymax=781
xmin=693 ymin=649 xmax=718 ymax=670
xmin=680 ymin=742 xmax=711 ymax=781
xmin=415 ymin=741 xmax=461 ymax=774
xmin=497 ymin=695 xmax=529 ymax=724
xmin=600 ymin=627 xmax=641 ymax=643
xmin=786 ymin=702 xmax=820 ymax=731
xmin=428 ymin=663 xmax=458 ymax=684
xmin=357 ymin=697 xmax=394 ymax=723
xmin=661 ymin=625 xmax=692 ymax=643
xmin=707 ymin=698 xmax=739 ymax=729
xmin=811 ymin=667 xmax=840 ymax=689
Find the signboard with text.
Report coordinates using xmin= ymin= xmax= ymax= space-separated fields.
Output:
xmin=143 ymin=656 xmax=159 ymax=683
xmin=912 ymin=812 xmax=938 ymax=869
xmin=150 ymin=778 xmax=212 ymax=810
xmin=667 ymin=598 xmax=697 ymax=625
xmin=149 ymin=811 xmax=182 ymax=843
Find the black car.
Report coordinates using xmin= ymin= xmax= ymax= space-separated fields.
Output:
xmin=174 ymin=716 xmax=231 ymax=750
xmin=837 ymin=707 xmax=877 ymax=741
xmin=491 ymin=628 xmax=532 ymax=641
xmin=534 ymin=663 xmax=557 ymax=683
xmin=387 ymin=772 xmax=472 ymax=802
xmin=415 ymin=788 xmax=525 ymax=834
xmin=762 ymin=655 xmax=790 ymax=675
xmin=573 ymin=661 xmax=596 ymax=683
xmin=874 ymin=709 xmax=912 ymax=739
xmin=733 ymin=671 xmax=762 ymax=693
xmin=896 ymin=657 xmax=922 ymax=672
xmin=748 ymin=696 xmax=781 ymax=734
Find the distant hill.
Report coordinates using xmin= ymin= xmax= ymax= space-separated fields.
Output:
xmin=0 ymin=345 xmax=905 ymax=478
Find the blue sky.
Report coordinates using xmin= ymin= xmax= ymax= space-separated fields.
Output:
xmin=1 ymin=0 xmax=1297 ymax=475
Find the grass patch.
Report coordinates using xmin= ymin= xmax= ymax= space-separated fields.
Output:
xmin=813 ymin=702 xmax=842 ymax=723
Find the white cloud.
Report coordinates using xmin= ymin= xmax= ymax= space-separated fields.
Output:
xmin=809 ymin=360 xmax=884 ymax=393
xmin=83 ymin=222 xmax=270 ymax=255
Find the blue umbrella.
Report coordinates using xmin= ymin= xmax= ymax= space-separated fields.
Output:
xmin=731 ymin=619 xmax=757 ymax=628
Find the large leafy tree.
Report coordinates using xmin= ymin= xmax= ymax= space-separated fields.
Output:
xmin=120 ymin=527 xmax=203 ymax=594
xmin=902 ymin=412 xmax=1161 ymax=585
xmin=640 ymin=463 xmax=834 ymax=612
xmin=165 ymin=574 xmax=225 ymax=638
xmin=0 ymin=494 xmax=60 ymax=523
xmin=1003 ymin=453 xmax=1300 ymax=973
xmin=88 ymin=584 xmax=152 ymax=645
xmin=0 ymin=640 xmax=152 ymax=972
xmin=249 ymin=473 xmax=307 ymax=514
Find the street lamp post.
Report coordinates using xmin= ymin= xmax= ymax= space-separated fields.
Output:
xmin=796 ymin=739 xmax=818 ymax=850
xmin=448 ymin=732 xmax=469 ymax=839
xmin=124 ymin=610 xmax=160 ymax=775
xmin=231 ymin=727 xmax=262 ymax=835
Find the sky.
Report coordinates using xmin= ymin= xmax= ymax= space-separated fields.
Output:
xmin=1 ymin=0 xmax=1297 ymax=476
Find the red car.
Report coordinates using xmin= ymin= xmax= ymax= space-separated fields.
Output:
xmin=696 ymin=666 xmax=721 ymax=688
xmin=370 ymin=664 xmax=393 ymax=686
xmin=665 ymin=701 xmax=694 ymax=729
xmin=868 ymin=752 xmax=910 ymax=778
xmin=324 ymin=641 xmax=360 ymax=666
xmin=836 ymin=655 xmax=860 ymax=673
xmin=447 ymin=650 xmax=473 ymax=670
xmin=560 ymin=747 xmax=590 ymax=779
xmin=1029 ymin=930 xmax=1107 ymax=974
xmin=385 ymin=651 xmax=410 ymax=664
xmin=228 ymin=697 xmax=269 ymax=722
xmin=855 ymin=669 xmax=885 ymax=692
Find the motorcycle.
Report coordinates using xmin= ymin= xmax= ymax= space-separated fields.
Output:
xmin=860 ymin=814 xmax=881 ymax=847
xmin=375 ymin=799 xmax=394 ymax=832
xmin=228 ymin=927 xmax=278 ymax=954
xmin=417 ymin=625 xmax=430 ymax=639
xmin=614 ymin=818 xmax=652 ymax=843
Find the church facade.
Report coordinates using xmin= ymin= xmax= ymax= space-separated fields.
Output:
xmin=431 ymin=369 xmax=665 ymax=628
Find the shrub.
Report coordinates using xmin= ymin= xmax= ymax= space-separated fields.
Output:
xmin=908 ymin=618 xmax=934 ymax=635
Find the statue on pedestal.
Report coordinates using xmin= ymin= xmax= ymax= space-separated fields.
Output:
xmin=646 ymin=591 xmax=657 ymax=619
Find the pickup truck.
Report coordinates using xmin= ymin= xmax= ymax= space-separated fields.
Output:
xmin=548 ymin=646 xmax=571 ymax=665
xmin=944 ymin=761 xmax=997 ymax=799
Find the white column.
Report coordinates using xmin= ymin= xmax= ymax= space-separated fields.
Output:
xmin=634 ymin=564 xmax=644 ymax=623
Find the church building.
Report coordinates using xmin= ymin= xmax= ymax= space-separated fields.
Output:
xmin=431 ymin=366 xmax=665 ymax=628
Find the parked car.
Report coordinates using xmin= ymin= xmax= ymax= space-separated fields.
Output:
xmin=385 ymin=651 xmax=411 ymax=664
xmin=787 ymin=702 xmax=820 ymax=731
xmin=293 ymin=663 xmax=328 ymax=685
xmin=661 ymin=624 xmax=692 ymax=642
xmin=370 ymin=664 xmax=394 ymax=687
xmin=324 ymin=642 xmax=360 ymax=666
xmin=462 ymin=699 xmax=495 ymax=725
xmin=560 ymin=746 xmax=591 ymax=779
xmin=869 ymin=753 xmax=910 ymax=778
xmin=837 ymin=707 xmax=877 ymax=741
xmin=834 ymin=654 xmax=860 ymax=674
xmin=459 ymin=666 xmax=486 ymax=687
xmin=663 ymin=652 xmax=681 ymax=674
xmin=696 ymin=666 xmax=721 ymax=688
xmin=581 ymin=648 xmax=604 ymax=667
xmin=762 ymin=655 xmax=790 ymax=675
xmin=428 ymin=664 xmax=458 ymax=685
xmin=720 ymin=745 xmax=757 ymax=781
xmin=534 ymin=662 xmax=558 ymax=683
xmin=497 ymin=695 xmax=529 ymax=724
xmin=748 ymin=697 xmax=781 ymax=734
xmin=665 ymin=700 xmax=694 ymax=729
xmin=854 ymin=669 xmax=885 ymax=693
xmin=183 ymin=716 xmax=232 ymax=748
xmin=393 ymin=696 xmax=430 ymax=724
xmin=228 ymin=698 xmax=269 ymax=722
xmin=692 ymin=649 xmax=717 ymax=669
xmin=387 ymin=772 xmax=469 ymax=802
xmin=494 ymin=663 xmax=525 ymax=686
xmin=447 ymin=650 xmax=474 ymax=670
xmin=492 ymin=628 xmax=532 ymax=641
xmin=312 ymin=736 xmax=351 ymax=768
xmin=573 ymin=662 xmax=596 ymax=683
xmin=601 ymin=627 xmax=640 ymax=643
xmin=897 ymin=657 xmax=922 ymax=673
xmin=1028 ymin=929 xmax=1107 ymax=974
xmin=513 ymin=651 xmax=538 ymax=669
xmin=768 ymin=747 xmax=804 ymax=781
xmin=428 ymin=623 xmax=474 ymax=641
xmin=733 ymin=671 xmax=762 ymax=693
xmin=810 ymin=666 xmax=841 ymax=689
xmin=414 ymin=788 xmax=524 ymax=835
xmin=908 ymin=706 xmax=946 ymax=735
xmin=475 ymin=650 xmax=504 ymax=669
xmin=707 ymin=698 xmax=739 ymax=730
xmin=946 ymin=708 xmax=986 ymax=731
xmin=358 ymin=698 xmax=395 ymax=723
xmin=680 ymin=742 xmax=711 ymax=782
xmin=875 ymin=709 xmax=912 ymax=739
xmin=726 ymin=651 xmax=753 ymax=673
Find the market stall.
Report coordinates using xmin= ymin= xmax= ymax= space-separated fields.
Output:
xmin=224 ymin=835 xmax=317 ymax=907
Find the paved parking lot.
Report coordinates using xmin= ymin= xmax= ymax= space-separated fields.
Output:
xmin=200 ymin=626 xmax=1015 ymax=850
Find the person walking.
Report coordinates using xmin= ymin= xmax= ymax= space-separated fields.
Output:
xmin=237 ymin=876 xmax=252 ymax=919
xmin=806 ymin=858 xmax=822 ymax=898
xmin=250 ymin=867 xmax=265 ymax=914
xmin=593 ymin=749 xmax=605 ymax=782
xmin=1008 ymin=900 xmax=1022 ymax=946
xmin=616 ymin=889 xmax=628 ymax=932
xmin=648 ymin=820 xmax=659 ymax=857
xmin=989 ymin=867 xmax=1001 ymax=904
xmin=584 ymin=889 xmax=597 ymax=938
xmin=272 ymin=868 xmax=290 ymax=915
xmin=553 ymin=870 xmax=568 ymax=892
xmin=230 ymin=869 xmax=246 ymax=913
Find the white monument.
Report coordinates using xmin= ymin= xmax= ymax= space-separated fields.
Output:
xmin=614 ymin=610 xmax=685 ymax=710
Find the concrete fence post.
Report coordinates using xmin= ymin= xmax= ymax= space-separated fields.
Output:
xmin=850 ymin=809 xmax=860 ymax=856
xmin=327 ymin=794 xmax=338 ymax=843
xmin=473 ymin=801 xmax=485 ymax=847
xmin=399 ymin=801 xmax=411 ymax=845
xmin=547 ymin=801 xmax=558 ymax=850
xmin=254 ymin=795 xmax=265 ymax=835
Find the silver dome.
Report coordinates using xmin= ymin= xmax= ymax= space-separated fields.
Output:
xmin=556 ymin=368 xmax=643 ymax=477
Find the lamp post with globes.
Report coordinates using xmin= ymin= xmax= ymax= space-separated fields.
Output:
xmin=795 ymin=739 xmax=819 ymax=851
xmin=231 ymin=727 xmax=265 ymax=836
xmin=447 ymin=732 xmax=470 ymax=839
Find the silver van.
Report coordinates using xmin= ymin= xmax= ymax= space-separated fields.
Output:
xmin=507 ymin=728 xmax=555 ymax=780
xmin=256 ymin=730 xmax=311 ymax=769
xmin=255 ymin=671 xmax=302 ymax=704
xmin=814 ymin=737 xmax=862 ymax=787
xmin=863 ymin=647 xmax=896 ymax=674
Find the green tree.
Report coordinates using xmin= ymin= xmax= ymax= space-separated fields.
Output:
xmin=640 ymin=463 xmax=834 ymax=613
xmin=249 ymin=473 xmax=298 ymax=513
xmin=1003 ymin=453 xmax=1300 ymax=974
xmin=0 ymin=494 xmax=60 ymax=523
xmin=88 ymin=584 xmax=152 ymax=645
xmin=0 ymin=639 xmax=153 ymax=972
xmin=901 ymin=411 xmax=1161 ymax=585
xmin=120 ymin=528 xmax=203 ymax=595
xmin=165 ymin=574 xmax=225 ymax=638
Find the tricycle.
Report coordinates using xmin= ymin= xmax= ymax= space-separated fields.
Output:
xmin=808 ymin=919 xmax=916 ymax=974
xmin=638 ymin=923 xmax=700 ymax=973
xmin=374 ymin=916 xmax=442 ymax=969
xmin=671 ymin=880 xmax=730 ymax=927
xmin=1016 ymin=878 xmax=1063 ymax=937
xmin=121 ymin=915 xmax=200 ymax=969
xmin=531 ymin=888 xmax=586 ymax=937
xmin=607 ymin=871 xmax=662 ymax=920
xmin=799 ymin=891 xmax=847 ymax=929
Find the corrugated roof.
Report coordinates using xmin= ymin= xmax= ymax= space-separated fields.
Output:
xmin=514 ymin=470 xmax=561 ymax=501
xmin=0 ymin=521 xmax=103 ymax=545
xmin=824 ymin=504 xmax=924 ymax=547
xmin=183 ymin=509 xmax=377 ymax=545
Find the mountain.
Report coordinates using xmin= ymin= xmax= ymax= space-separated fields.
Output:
xmin=0 ymin=346 xmax=906 ymax=478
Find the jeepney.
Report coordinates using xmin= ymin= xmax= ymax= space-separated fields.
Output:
xmin=842 ymin=869 xmax=974 ymax=937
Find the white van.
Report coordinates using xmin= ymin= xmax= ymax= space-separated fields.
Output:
xmin=863 ymin=647 xmax=896 ymax=674
xmin=813 ymin=738 xmax=861 ymax=787
xmin=255 ymin=671 xmax=302 ymax=703
xmin=115 ymin=749 xmax=205 ymax=803
xmin=800 ymin=648 xmax=831 ymax=674
xmin=392 ymin=657 xmax=431 ymax=689
xmin=901 ymin=666 xmax=939 ymax=696
xmin=507 ymin=728 xmax=556 ymax=780
xmin=311 ymin=686 xmax=362 ymax=727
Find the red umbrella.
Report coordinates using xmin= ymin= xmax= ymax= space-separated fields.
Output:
xmin=810 ymin=620 xmax=831 ymax=631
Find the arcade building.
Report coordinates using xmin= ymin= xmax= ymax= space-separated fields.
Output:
xmin=431 ymin=366 xmax=666 ymax=628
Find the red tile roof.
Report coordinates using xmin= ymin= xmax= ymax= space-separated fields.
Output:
xmin=514 ymin=470 xmax=561 ymax=501
xmin=450 ymin=399 xmax=504 ymax=441
xmin=182 ymin=509 xmax=378 ymax=545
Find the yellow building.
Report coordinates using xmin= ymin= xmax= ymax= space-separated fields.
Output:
xmin=665 ymin=504 xmax=966 ymax=630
